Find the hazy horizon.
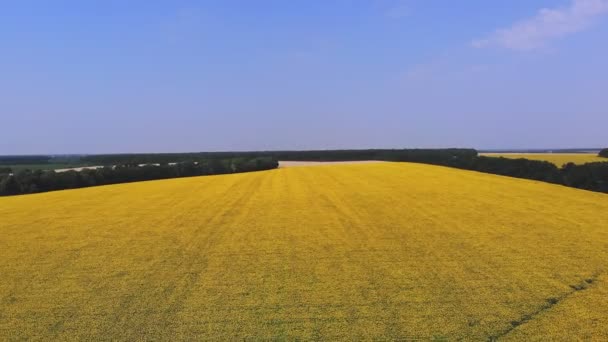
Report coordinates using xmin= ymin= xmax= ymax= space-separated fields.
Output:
xmin=0 ymin=146 xmax=604 ymax=157
xmin=2 ymin=0 xmax=607 ymax=154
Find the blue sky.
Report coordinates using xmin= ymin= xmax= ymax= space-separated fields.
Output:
xmin=1 ymin=0 xmax=607 ymax=154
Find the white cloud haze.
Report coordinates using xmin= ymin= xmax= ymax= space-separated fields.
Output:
xmin=473 ymin=0 xmax=608 ymax=50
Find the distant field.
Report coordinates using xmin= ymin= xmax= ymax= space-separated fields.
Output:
xmin=278 ymin=160 xmax=382 ymax=168
xmin=1 ymin=163 xmax=607 ymax=340
xmin=481 ymin=153 xmax=606 ymax=166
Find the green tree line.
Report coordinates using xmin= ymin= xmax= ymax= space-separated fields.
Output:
xmin=0 ymin=157 xmax=278 ymax=196
xmin=77 ymin=149 xmax=478 ymax=165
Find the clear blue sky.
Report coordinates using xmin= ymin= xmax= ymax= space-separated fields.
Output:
xmin=2 ymin=0 xmax=607 ymax=154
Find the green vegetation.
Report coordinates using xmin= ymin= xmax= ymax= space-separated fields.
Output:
xmin=600 ymin=149 xmax=608 ymax=158
xmin=7 ymin=163 xmax=89 ymax=172
xmin=77 ymin=149 xmax=478 ymax=165
xmin=0 ymin=155 xmax=89 ymax=172
xmin=0 ymin=157 xmax=278 ymax=196
xmin=0 ymin=155 xmax=53 ymax=165
xmin=466 ymin=157 xmax=608 ymax=193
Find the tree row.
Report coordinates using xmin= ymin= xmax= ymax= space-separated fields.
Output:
xmin=0 ymin=157 xmax=278 ymax=196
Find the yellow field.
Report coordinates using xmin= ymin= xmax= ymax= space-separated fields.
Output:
xmin=481 ymin=153 xmax=606 ymax=166
xmin=1 ymin=163 xmax=608 ymax=340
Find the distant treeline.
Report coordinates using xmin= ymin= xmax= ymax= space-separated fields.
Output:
xmin=358 ymin=151 xmax=606 ymax=193
xmin=561 ymin=162 xmax=608 ymax=192
xmin=460 ymin=157 xmax=563 ymax=184
xmin=77 ymin=149 xmax=478 ymax=165
xmin=0 ymin=155 xmax=52 ymax=165
xmin=455 ymin=157 xmax=608 ymax=193
xmin=1 ymin=149 xmax=607 ymax=196
xmin=600 ymin=149 xmax=608 ymax=158
xmin=0 ymin=150 xmax=477 ymax=166
xmin=480 ymin=148 xmax=604 ymax=154
xmin=0 ymin=157 xmax=278 ymax=196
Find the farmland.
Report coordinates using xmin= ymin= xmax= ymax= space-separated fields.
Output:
xmin=1 ymin=162 xmax=608 ymax=340
xmin=481 ymin=153 xmax=606 ymax=166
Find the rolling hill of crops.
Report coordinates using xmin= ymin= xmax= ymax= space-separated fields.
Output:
xmin=481 ymin=153 xmax=606 ymax=166
xmin=1 ymin=162 xmax=607 ymax=340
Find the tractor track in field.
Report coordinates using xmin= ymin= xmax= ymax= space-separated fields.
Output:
xmin=488 ymin=272 xmax=603 ymax=341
